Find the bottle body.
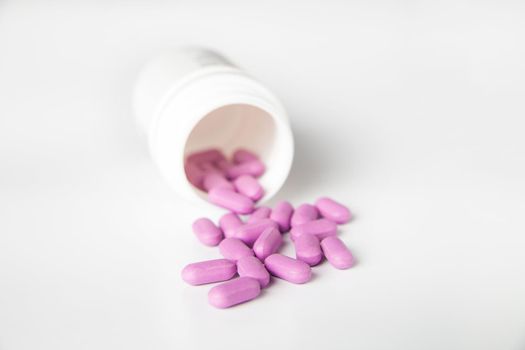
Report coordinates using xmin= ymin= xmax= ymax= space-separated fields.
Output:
xmin=133 ymin=48 xmax=294 ymax=206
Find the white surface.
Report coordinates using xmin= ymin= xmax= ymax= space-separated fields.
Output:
xmin=1 ymin=1 xmax=524 ymax=349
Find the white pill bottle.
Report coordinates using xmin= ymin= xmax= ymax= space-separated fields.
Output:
xmin=133 ymin=48 xmax=294 ymax=205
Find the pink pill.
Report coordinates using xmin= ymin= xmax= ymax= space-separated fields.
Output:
xmin=264 ymin=254 xmax=312 ymax=284
xmin=270 ymin=201 xmax=294 ymax=232
xmin=291 ymin=204 xmax=319 ymax=227
xmin=198 ymin=161 xmax=222 ymax=175
xmin=181 ymin=259 xmax=236 ymax=285
xmin=208 ymin=188 xmax=254 ymax=214
xmin=233 ymin=218 xmax=278 ymax=246
xmin=294 ymin=233 xmax=323 ymax=266
xmin=321 ymin=236 xmax=355 ymax=269
xmin=253 ymin=227 xmax=283 ymax=261
xmin=247 ymin=206 xmax=271 ymax=223
xmin=234 ymin=175 xmax=264 ymax=201
xmin=233 ymin=148 xmax=259 ymax=164
xmin=186 ymin=148 xmax=225 ymax=165
xmin=237 ymin=256 xmax=270 ymax=287
xmin=315 ymin=197 xmax=352 ymax=224
xmin=219 ymin=237 xmax=254 ymax=262
xmin=216 ymin=158 xmax=233 ymax=173
xmin=218 ymin=212 xmax=243 ymax=238
xmin=226 ymin=160 xmax=265 ymax=179
xmin=192 ymin=218 xmax=223 ymax=246
xmin=184 ymin=162 xmax=206 ymax=190
xmin=290 ymin=218 xmax=337 ymax=241
xmin=208 ymin=277 xmax=261 ymax=308
xmin=203 ymin=173 xmax=234 ymax=192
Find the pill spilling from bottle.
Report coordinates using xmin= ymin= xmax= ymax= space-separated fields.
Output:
xmin=181 ymin=148 xmax=356 ymax=308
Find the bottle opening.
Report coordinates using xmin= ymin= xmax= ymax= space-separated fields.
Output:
xmin=183 ymin=104 xmax=277 ymax=198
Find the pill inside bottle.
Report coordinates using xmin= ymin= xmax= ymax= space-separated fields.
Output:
xmin=133 ymin=48 xmax=294 ymax=207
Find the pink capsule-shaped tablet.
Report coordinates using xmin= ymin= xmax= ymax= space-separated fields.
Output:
xmin=181 ymin=259 xmax=236 ymax=285
xmin=315 ymin=197 xmax=352 ymax=224
xmin=192 ymin=218 xmax=224 ymax=246
xmin=216 ymin=158 xmax=233 ymax=173
xmin=270 ymin=201 xmax=294 ymax=232
xmin=234 ymin=175 xmax=264 ymax=201
xmin=219 ymin=212 xmax=243 ymax=238
xmin=208 ymin=277 xmax=261 ymax=308
xmin=294 ymin=233 xmax=323 ymax=266
xmin=290 ymin=204 xmax=319 ymax=227
xmin=264 ymin=254 xmax=312 ymax=284
xmin=237 ymin=256 xmax=270 ymax=287
xmin=290 ymin=219 xmax=337 ymax=241
xmin=247 ymin=206 xmax=271 ymax=223
xmin=232 ymin=148 xmax=259 ymax=164
xmin=186 ymin=148 xmax=225 ymax=165
xmin=203 ymin=173 xmax=234 ymax=192
xmin=219 ymin=237 xmax=254 ymax=262
xmin=321 ymin=236 xmax=355 ymax=269
xmin=184 ymin=162 xmax=206 ymax=190
xmin=253 ymin=227 xmax=283 ymax=261
xmin=226 ymin=160 xmax=265 ymax=179
xmin=198 ymin=161 xmax=222 ymax=174
xmin=208 ymin=188 xmax=254 ymax=214
xmin=233 ymin=218 xmax=278 ymax=246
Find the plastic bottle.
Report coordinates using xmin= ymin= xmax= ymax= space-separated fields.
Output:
xmin=133 ymin=48 xmax=294 ymax=205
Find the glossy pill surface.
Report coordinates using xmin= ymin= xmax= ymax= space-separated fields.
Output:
xmin=291 ymin=204 xmax=319 ymax=227
xmin=294 ymin=233 xmax=323 ymax=266
xmin=203 ymin=173 xmax=234 ymax=192
xmin=290 ymin=219 xmax=337 ymax=241
xmin=208 ymin=188 xmax=254 ymax=214
xmin=234 ymin=175 xmax=264 ymax=201
xmin=321 ymin=236 xmax=355 ymax=269
xmin=247 ymin=206 xmax=271 ymax=223
xmin=192 ymin=218 xmax=223 ymax=246
xmin=233 ymin=218 xmax=279 ymax=246
xmin=181 ymin=259 xmax=236 ymax=285
xmin=233 ymin=148 xmax=259 ymax=164
xmin=264 ymin=254 xmax=312 ymax=284
xmin=219 ymin=212 xmax=243 ymax=238
xmin=226 ymin=160 xmax=265 ymax=179
xmin=237 ymin=256 xmax=270 ymax=287
xmin=315 ymin=197 xmax=352 ymax=224
xmin=270 ymin=201 xmax=294 ymax=232
xmin=253 ymin=227 xmax=283 ymax=261
xmin=208 ymin=277 xmax=261 ymax=308
xmin=219 ymin=238 xmax=254 ymax=262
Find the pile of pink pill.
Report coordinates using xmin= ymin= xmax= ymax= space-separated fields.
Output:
xmin=182 ymin=148 xmax=355 ymax=308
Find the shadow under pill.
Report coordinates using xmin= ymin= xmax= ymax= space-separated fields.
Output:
xmin=308 ymin=271 xmax=319 ymax=282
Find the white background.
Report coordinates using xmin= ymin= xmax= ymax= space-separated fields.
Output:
xmin=1 ymin=1 xmax=525 ymax=349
